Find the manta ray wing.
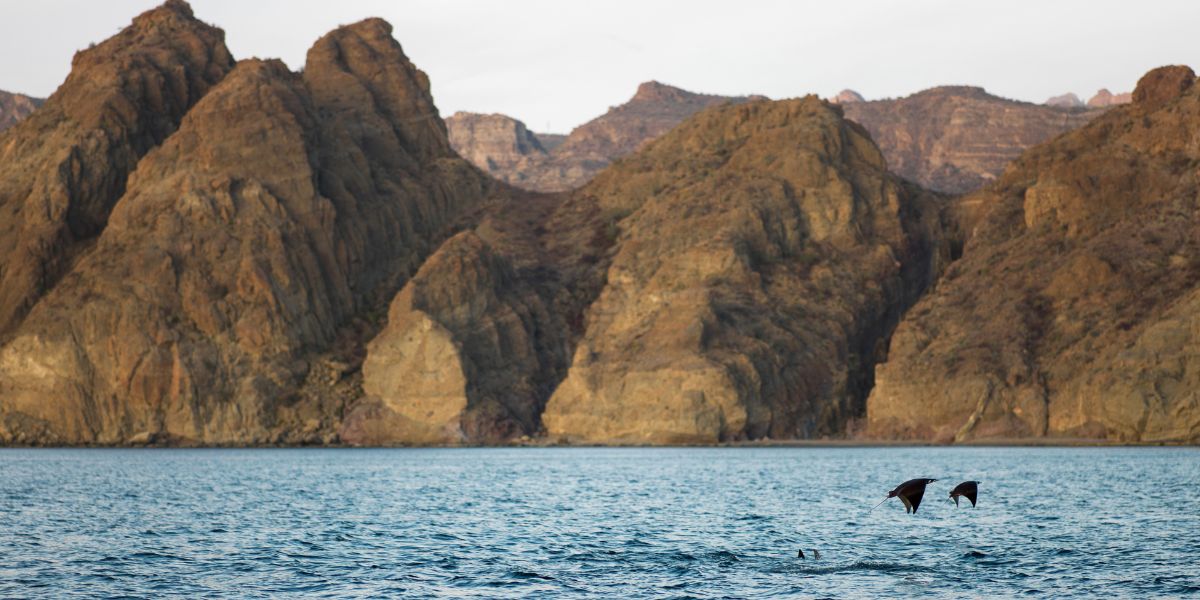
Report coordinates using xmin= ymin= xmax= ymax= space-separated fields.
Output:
xmin=904 ymin=487 xmax=926 ymax=514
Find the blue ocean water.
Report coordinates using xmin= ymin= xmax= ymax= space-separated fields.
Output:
xmin=1 ymin=447 xmax=1197 ymax=598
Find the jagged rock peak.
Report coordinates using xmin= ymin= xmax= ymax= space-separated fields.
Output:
xmin=1132 ymin=65 xmax=1195 ymax=110
xmin=0 ymin=0 xmax=233 ymax=336
xmin=832 ymin=89 xmax=865 ymax=104
xmin=304 ymin=17 xmax=452 ymax=158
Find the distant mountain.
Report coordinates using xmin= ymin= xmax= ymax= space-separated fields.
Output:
xmin=831 ymin=89 xmax=865 ymax=104
xmin=1046 ymin=92 xmax=1085 ymax=108
xmin=446 ymin=81 xmax=764 ymax=192
xmin=452 ymin=83 xmax=1115 ymax=196
xmin=0 ymin=90 xmax=42 ymax=132
xmin=445 ymin=112 xmax=549 ymax=186
xmin=841 ymin=86 xmax=1103 ymax=194
xmin=1087 ymin=88 xmax=1132 ymax=107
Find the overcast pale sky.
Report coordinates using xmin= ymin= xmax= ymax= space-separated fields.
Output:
xmin=2 ymin=1 xmax=1198 ymax=133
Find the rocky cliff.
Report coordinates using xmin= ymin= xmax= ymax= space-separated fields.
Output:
xmin=0 ymin=90 xmax=42 ymax=132
xmin=842 ymin=87 xmax=1102 ymax=195
xmin=446 ymin=81 xmax=763 ymax=192
xmin=445 ymin=112 xmax=549 ymax=186
xmin=0 ymin=0 xmax=234 ymax=337
xmin=866 ymin=66 xmax=1200 ymax=444
xmin=359 ymin=96 xmax=952 ymax=444
xmin=0 ymin=7 xmax=495 ymax=445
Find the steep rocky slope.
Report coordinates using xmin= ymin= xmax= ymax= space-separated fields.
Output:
xmin=446 ymin=81 xmax=762 ymax=192
xmin=0 ymin=0 xmax=234 ymax=336
xmin=0 ymin=12 xmax=494 ymax=445
xmin=358 ymin=96 xmax=952 ymax=444
xmin=0 ymin=90 xmax=42 ymax=132
xmin=866 ymin=66 xmax=1200 ymax=444
xmin=842 ymin=87 xmax=1102 ymax=194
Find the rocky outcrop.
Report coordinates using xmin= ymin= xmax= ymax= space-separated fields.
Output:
xmin=445 ymin=112 xmax=549 ymax=186
xmin=1087 ymin=88 xmax=1131 ymax=108
xmin=0 ymin=12 xmax=494 ymax=445
xmin=540 ymin=98 xmax=949 ymax=443
xmin=1046 ymin=92 xmax=1085 ymax=108
xmin=0 ymin=0 xmax=234 ymax=337
xmin=0 ymin=90 xmax=42 ymax=132
xmin=446 ymin=81 xmax=764 ymax=192
xmin=842 ymin=87 xmax=1102 ymax=194
xmin=866 ymin=66 xmax=1200 ymax=444
xmin=358 ymin=96 xmax=951 ymax=445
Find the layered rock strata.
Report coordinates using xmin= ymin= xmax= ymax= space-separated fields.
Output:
xmin=841 ymin=87 xmax=1102 ymax=194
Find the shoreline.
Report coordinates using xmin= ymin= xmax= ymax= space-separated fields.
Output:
xmin=1 ymin=437 xmax=1196 ymax=449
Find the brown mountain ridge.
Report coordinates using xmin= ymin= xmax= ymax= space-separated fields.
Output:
xmin=0 ymin=1 xmax=1194 ymax=446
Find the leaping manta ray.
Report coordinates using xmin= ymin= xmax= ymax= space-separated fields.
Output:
xmin=950 ymin=481 xmax=980 ymax=507
xmin=870 ymin=478 xmax=938 ymax=514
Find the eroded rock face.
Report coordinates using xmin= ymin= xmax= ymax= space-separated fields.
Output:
xmin=0 ymin=0 xmax=234 ymax=336
xmin=541 ymin=98 xmax=950 ymax=443
xmin=842 ymin=87 xmax=1102 ymax=194
xmin=866 ymin=65 xmax=1200 ymax=444
xmin=446 ymin=112 xmax=549 ymax=186
xmin=0 ymin=90 xmax=42 ymax=132
xmin=446 ymin=81 xmax=763 ymax=192
xmin=0 ymin=14 xmax=493 ymax=445
xmin=347 ymin=229 xmax=571 ymax=444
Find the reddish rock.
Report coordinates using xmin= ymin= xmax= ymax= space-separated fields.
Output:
xmin=1087 ymin=88 xmax=1132 ymax=107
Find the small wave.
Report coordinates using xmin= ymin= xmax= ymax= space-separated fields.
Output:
xmin=773 ymin=560 xmax=934 ymax=575
xmin=508 ymin=570 xmax=554 ymax=581
xmin=707 ymin=550 xmax=740 ymax=563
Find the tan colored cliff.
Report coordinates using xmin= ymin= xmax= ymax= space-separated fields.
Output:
xmin=0 ymin=12 xmax=494 ymax=445
xmin=445 ymin=112 xmax=550 ymax=187
xmin=0 ymin=90 xmax=42 ymax=132
xmin=539 ymin=98 xmax=949 ymax=443
xmin=0 ymin=0 xmax=234 ymax=337
xmin=842 ymin=87 xmax=1102 ymax=194
xmin=866 ymin=66 xmax=1200 ymax=444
